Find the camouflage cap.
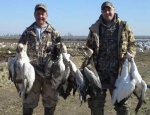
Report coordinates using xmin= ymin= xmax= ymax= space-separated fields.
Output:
xmin=101 ymin=1 xmax=114 ymax=10
xmin=35 ymin=3 xmax=47 ymax=12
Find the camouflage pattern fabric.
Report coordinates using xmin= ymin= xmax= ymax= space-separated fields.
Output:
xmin=18 ymin=22 xmax=61 ymax=108
xmin=96 ymin=20 xmax=119 ymax=83
xmin=88 ymin=89 xmax=130 ymax=115
xmin=86 ymin=14 xmax=136 ymax=72
xmin=18 ymin=22 xmax=61 ymax=73
xmin=85 ymin=13 xmax=136 ymax=115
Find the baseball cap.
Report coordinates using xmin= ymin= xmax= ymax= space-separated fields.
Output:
xmin=35 ymin=3 xmax=47 ymax=12
xmin=101 ymin=1 xmax=114 ymax=10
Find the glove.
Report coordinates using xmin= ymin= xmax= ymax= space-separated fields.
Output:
xmin=124 ymin=52 xmax=133 ymax=61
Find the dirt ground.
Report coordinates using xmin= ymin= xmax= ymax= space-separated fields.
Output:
xmin=0 ymin=47 xmax=150 ymax=115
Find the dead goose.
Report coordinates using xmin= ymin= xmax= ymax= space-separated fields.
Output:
xmin=51 ymin=53 xmax=67 ymax=90
xmin=51 ymin=44 xmax=87 ymax=103
xmin=130 ymin=57 xmax=147 ymax=113
xmin=45 ymin=43 xmax=69 ymax=91
xmin=111 ymin=58 xmax=136 ymax=105
xmin=61 ymin=50 xmax=87 ymax=103
xmin=69 ymin=59 xmax=87 ymax=103
xmin=10 ymin=43 xmax=35 ymax=100
xmin=8 ymin=56 xmax=18 ymax=82
xmin=82 ymin=46 xmax=102 ymax=90
xmin=49 ymin=43 xmax=73 ymax=91
xmin=81 ymin=46 xmax=93 ymax=58
xmin=60 ymin=52 xmax=71 ymax=92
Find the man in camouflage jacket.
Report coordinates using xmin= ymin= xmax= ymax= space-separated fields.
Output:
xmin=85 ymin=1 xmax=136 ymax=115
xmin=18 ymin=3 xmax=61 ymax=115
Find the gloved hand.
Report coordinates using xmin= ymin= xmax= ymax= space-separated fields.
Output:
xmin=124 ymin=52 xmax=133 ymax=61
xmin=45 ymin=45 xmax=54 ymax=53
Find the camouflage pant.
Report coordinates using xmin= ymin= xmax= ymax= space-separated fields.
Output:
xmin=23 ymin=73 xmax=59 ymax=108
xmin=88 ymin=88 xmax=130 ymax=115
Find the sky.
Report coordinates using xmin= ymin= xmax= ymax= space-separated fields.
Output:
xmin=0 ymin=0 xmax=150 ymax=36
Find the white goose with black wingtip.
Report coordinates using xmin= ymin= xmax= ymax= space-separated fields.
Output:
xmin=8 ymin=43 xmax=35 ymax=100
xmin=130 ymin=57 xmax=147 ymax=113
xmin=111 ymin=57 xmax=136 ymax=105
xmin=111 ymin=52 xmax=148 ymax=113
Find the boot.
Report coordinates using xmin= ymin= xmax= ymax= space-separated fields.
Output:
xmin=91 ymin=107 xmax=104 ymax=115
xmin=117 ymin=110 xmax=130 ymax=115
xmin=115 ymin=99 xmax=130 ymax=115
xmin=115 ymin=105 xmax=130 ymax=115
xmin=44 ymin=107 xmax=56 ymax=115
xmin=88 ymin=96 xmax=105 ymax=115
xmin=23 ymin=107 xmax=33 ymax=115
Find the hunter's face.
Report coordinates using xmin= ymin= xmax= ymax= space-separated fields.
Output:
xmin=34 ymin=9 xmax=48 ymax=27
xmin=101 ymin=6 xmax=115 ymax=23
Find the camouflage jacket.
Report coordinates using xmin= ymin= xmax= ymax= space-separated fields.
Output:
xmin=86 ymin=15 xmax=136 ymax=71
xmin=18 ymin=22 xmax=61 ymax=73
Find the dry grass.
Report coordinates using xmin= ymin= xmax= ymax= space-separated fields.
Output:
xmin=0 ymin=46 xmax=150 ymax=115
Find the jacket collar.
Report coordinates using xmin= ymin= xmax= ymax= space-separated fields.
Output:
xmin=26 ymin=22 xmax=53 ymax=36
xmin=89 ymin=13 xmax=119 ymax=36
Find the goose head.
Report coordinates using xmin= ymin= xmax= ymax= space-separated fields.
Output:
xmin=17 ymin=43 xmax=28 ymax=52
xmin=82 ymin=46 xmax=93 ymax=58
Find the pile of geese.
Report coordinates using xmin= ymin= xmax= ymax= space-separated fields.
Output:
xmin=78 ymin=46 xmax=150 ymax=113
xmin=8 ymin=42 xmax=149 ymax=113
xmin=111 ymin=52 xmax=149 ymax=113
xmin=45 ymin=42 xmax=87 ymax=103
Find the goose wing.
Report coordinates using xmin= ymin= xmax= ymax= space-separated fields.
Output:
xmin=69 ymin=60 xmax=87 ymax=103
xmin=23 ymin=62 xmax=35 ymax=93
xmin=120 ymin=59 xmax=129 ymax=78
xmin=130 ymin=58 xmax=147 ymax=113
xmin=57 ymin=53 xmax=77 ymax=100
xmin=112 ymin=59 xmax=131 ymax=104
xmin=130 ymin=58 xmax=142 ymax=82
xmin=84 ymin=66 xmax=101 ymax=89
xmin=134 ymin=80 xmax=147 ymax=113
xmin=8 ymin=56 xmax=18 ymax=82
xmin=111 ymin=86 xmax=118 ymax=104
xmin=8 ymin=57 xmax=14 ymax=82
xmin=14 ymin=60 xmax=23 ymax=93
xmin=114 ymin=59 xmax=129 ymax=88
xmin=75 ymin=69 xmax=87 ymax=103
xmin=51 ymin=54 xmax=65 ymax=89
xmin=117 ymin=78 xmax=136 ymax=103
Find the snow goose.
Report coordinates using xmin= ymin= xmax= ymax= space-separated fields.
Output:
xmin=10 ymin=43 xmax=35 ymax=100
xmin=8 ymin=56 xmax=18 ymax=82
xmin=111 ymin=58 xmax=136 ymax=105
xmin=81 ymin=46 xmax=93 ymax=58
xmin=138 ymin=47 xmax=144 ymax=53
xmin=130 ymin=57 xmax=147 ymax=113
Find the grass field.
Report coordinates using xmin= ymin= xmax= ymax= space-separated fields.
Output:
xmin=0 ymin=39 xmax=150 ymax=115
